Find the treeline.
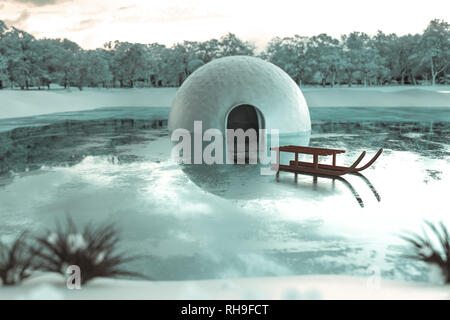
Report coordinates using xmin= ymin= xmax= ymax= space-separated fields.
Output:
xmin=0 ymin=19 xmax=448 ymax=90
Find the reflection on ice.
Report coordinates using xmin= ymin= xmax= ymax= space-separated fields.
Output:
xmin=182 ymin=162 xmax=381 ymax=208
xmin=352 ymin=172 xmax=381 ymax=201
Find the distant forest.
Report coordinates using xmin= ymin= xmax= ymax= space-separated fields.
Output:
xmin=0 ymin=19 xmax=448 ymax=90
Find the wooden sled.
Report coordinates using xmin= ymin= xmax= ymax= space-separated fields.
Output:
xmin=270 ymin=146 xmax=383 ymax=207
xmin=270 ymin=146 xmax=383 ymax=177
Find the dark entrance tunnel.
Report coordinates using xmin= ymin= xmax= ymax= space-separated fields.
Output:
xmin=226 ymin=104 xmax=261 ymax=164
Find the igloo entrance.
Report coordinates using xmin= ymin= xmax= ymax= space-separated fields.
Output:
xmin=226 ymin=104 xmax=264 ymax=164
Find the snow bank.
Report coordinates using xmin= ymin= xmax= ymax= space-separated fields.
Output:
xmin=0 ymin=273 xmax=449 ymax=300
xmin=0 ymin=88 xmax=177 ymax=119
xmin=0 ymin=86 xmax=449 ymax=120
xmin=303 ymin=86 xmax=450 ymax=107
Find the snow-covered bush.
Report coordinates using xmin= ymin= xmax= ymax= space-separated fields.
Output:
xmin=33 ymin=218 xmax=144 ymax=285
xmin=0 ymin=233 xmax=35 ymax=286
xmin=401 ymin=221 xmax=450 ymax=283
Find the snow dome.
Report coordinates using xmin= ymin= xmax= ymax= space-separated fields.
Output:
xmin=169 ymin=55 xmax=310 ymax=171
xmin=169 ymin=55 xmax=310 ymax=136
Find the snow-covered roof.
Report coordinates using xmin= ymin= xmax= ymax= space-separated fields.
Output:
xmin=168 ymin=56 xmax=311 ymax=134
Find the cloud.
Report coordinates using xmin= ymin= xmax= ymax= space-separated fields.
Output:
xmin=4 ymin=10 xmax=30 ymax=27
xmin=11 ymin=0 xmax=71 ymax=6
xmin=155 ymin=3 xmax=224 ymax=23
xmin=68 ymin=18 xmax=101 ymax=32
xmin=118 ymin=5 xmax=135 ymax=11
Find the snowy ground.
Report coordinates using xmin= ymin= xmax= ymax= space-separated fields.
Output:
xmin=303 ymin=85 xmax=450 ymax=107
xmin=0 ymin=87 xmax=449 ymax=299
xmin=0 ymin=88 xmax=177 ymax=119
xmin=0 ymin=86 xmax=449 ymax=119
xmin=1 ymin=273 xmax=449 ymax=300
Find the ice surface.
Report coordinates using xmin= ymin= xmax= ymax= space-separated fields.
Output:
xmin=0 ymin=106 xmax=449 ymax=284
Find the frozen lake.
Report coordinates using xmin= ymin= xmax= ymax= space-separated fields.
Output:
xmin=0 ymin=106 xmax=449 ymax=283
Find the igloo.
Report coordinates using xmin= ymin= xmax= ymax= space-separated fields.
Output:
xmin=168 ymin=55 xmax=311 ymax=164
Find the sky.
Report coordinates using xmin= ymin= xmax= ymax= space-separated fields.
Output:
xmin=0 ymin=0 xmax=449 ymax=49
